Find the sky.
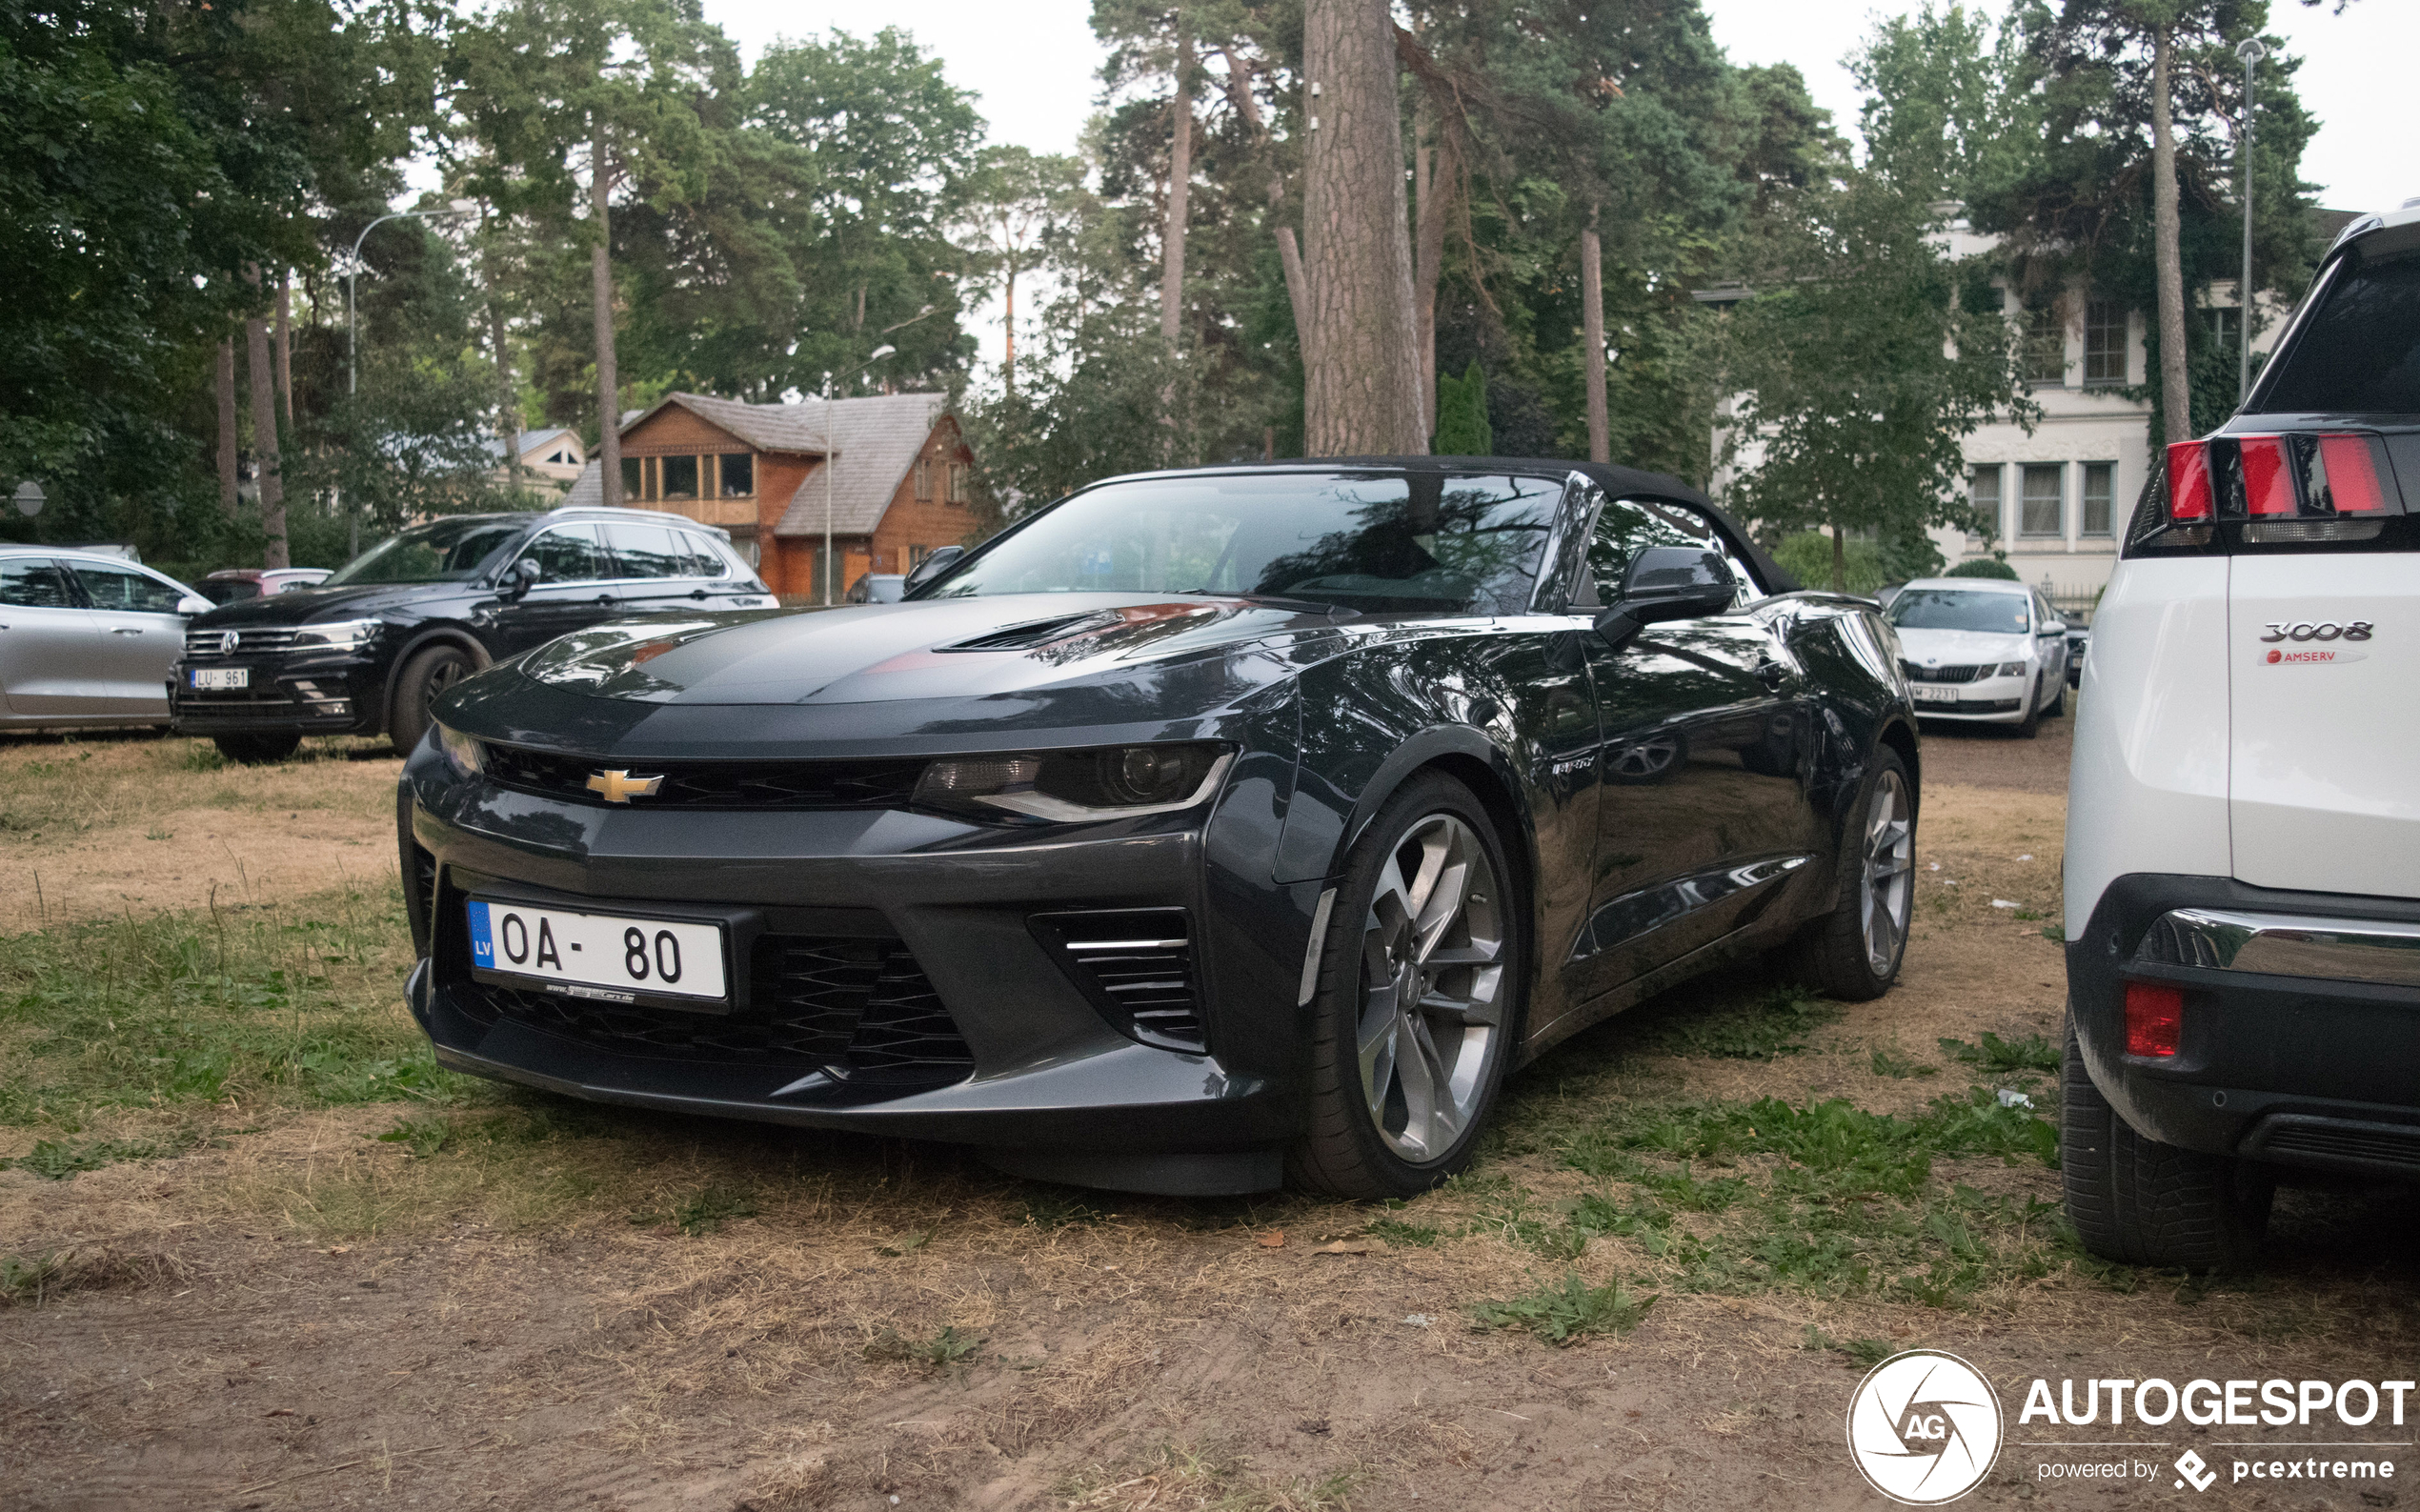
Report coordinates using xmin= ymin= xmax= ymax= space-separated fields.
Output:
xmin=702 ymin=0 xmax=2416 ymax=215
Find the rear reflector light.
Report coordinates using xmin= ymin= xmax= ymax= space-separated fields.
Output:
xmin=2124 ymin=981 xmax=2184 ymax=1058
xmin=2238 ymin=435 xmax=2295 ymax=516
xmin=2310 ymin=433 xmax=2391 ymax=515
xmin=2165 ymin=440 xmax=2213 ymax=520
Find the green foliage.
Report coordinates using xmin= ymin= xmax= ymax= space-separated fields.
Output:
xmin=0 ymin=1251 xmax=68 ymax=1305
xmin=1432 ymin=362 xmax=1495 ymax=456
xmin=0 ymin=1137 xmax=176 ymax=1180
xmin=1017 ymin=1189 xmax=1109 ymax=1230
xmin=863 ymin=1323 xmax=984 ymax=1367
xmin=630 ymin=1183 xmax=758 ymax=1237
xmin=1469 ymin=1271 xmax=1655 ymax=1345
xmin=1774 ymin=533 xmax=1887 ymax=595
xmin=377 ymin=1114 xmax=454 ymax=1159
xmin=1805 ymin=1325 xmax=1893 ymax=1369
xmin=1941 ymin=1032 xmax=2060 ymax=1076
xmin=1869 ymin=1046 xmax=1940 ymax=1079
xmin=1651 ymin=983 xmax=1844 ymax=1059
xmin=1945 ymin=556 xmax=2019 ymax=579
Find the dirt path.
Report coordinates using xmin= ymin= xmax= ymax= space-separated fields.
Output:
xmin=3 ymin=740 xmax=2414 ymax=1511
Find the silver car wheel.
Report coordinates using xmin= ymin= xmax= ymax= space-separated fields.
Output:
xmin=1355 ymin=814 xmax=1505 ymax=1162
xmin=1860 ymin=768 xmax=1914 ymax=975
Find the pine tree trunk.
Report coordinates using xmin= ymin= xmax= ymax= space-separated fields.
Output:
xmin=2152 ymin=25 xmax=2192 ymax=447
xmin=592 ymin=125 xmax=623 ymax=508
xmin=489 ymin=277 xmax=518 ymax=494
xmin=273 ymin=271 xmax=294 ymax=426
xmin=1581 ymin=220 xmax=1609 ymax=463
xmin=1301 ymin=0 xmax=1425 ymax=456
xmin=1277 ymin=226 xmax=1311 ymax=364
xmin=245 ymin=267 xmax=287 ymax=568
xmin=1830 ymin=524 xmax=1846 ymax=594
xmin=1412 ymin=101 xmax=1450 ymax=441
xmin=1161 ymin=14 xmax=1191 ymax=353
xmin=1003 ymin=246 xmax=1018 ymax=393
xmin=216 ymin=338 xmax=239 ymax=514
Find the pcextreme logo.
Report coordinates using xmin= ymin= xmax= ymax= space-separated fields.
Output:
xmin=1846 ymin=1350 xmax=2005 ymax=1504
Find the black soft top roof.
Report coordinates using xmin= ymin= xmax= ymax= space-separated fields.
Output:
xmin=1216 ymin=454 xmax=1802 ymax=595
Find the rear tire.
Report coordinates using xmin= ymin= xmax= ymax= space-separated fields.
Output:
xmin=213 ymin=731 xmax=301 ymax=765
xmin=1288 ymin=774 xmax=1524 ymax=1200
xmin=2014 ymin=677 xmax=2043 ymax=738
xmin=1782 ymin=745 xmax=1914 ymax=1001
xmin=390 ymin=644 xmax=476 ymax=756
xmin=2061 ymin=1016 xmax=2269 ymax=1270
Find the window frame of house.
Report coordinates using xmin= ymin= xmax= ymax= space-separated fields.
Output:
xmin=620 ymin=457 xmax=643 ymax=500
xmin=2208 ymin=306 xmax=2242 ymax=363
xmin=908 ymin=544 xmax=934 ymax=567
xmin=2083 ymin=298 xmax=2127 ymax=386
xmin=718 ymin=453 xmax=754 ymax=499
xmin=2020 ymin=463 xmax=2066 ymax=538
xmin=945 ymin=463 xmax=967 ymax=506
xmin=914 ymin=458 xmax=934 ymax=502
xmin=2081 ymin=461 xmax=2116 ymax=537
xmin=1967 ymin=465 xmax=2005 ymax=545
xmin=2023 ymin=304 xmax=2067 ymax=386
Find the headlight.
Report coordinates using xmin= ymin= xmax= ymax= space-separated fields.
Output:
xmin=914 ymin=743 xmax=1231 ymax=823
xmin=1996 ymin=660 xmax=2030 ymax=677
xmin=292 ymin=617 xmax=384 ymax=652
xmin=437 ymin=723 xmax=485 ymax=779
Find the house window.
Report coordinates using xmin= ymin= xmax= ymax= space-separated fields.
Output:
xmin=660 ymin=454 xmax=699 ymax=500
xmin=2021 ymin=464 xmax=2064 ymax=537
xmin=946 ymin=464 xmax=967 ymax=505
xmin=718 ymin=453 xmax=754 ymax=498
xmin=2082 ymin=462 xmax=2115 ymax=536
xmin=2024 ymin=306 xmax=2066 ymax=385
xmin=620 ymin=457 xmax=642 ymax=499
xmin=1967 ymin=466 xmax=2003 ymax=543
xmin=914 ymin=458 xmax=934 ymax=502
xmin=2083 ymin=299 xmax=2127 ymax=385
xmin=908 ymin=544 xmax=934 ymax=567
xmin=2209 ymin=307 xmax=2242 ymax=361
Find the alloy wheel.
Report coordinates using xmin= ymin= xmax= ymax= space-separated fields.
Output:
xmin=1355 ymin=814 xmax=1506 ymax=1162
xmin=1860 ymin=768 xmax=1914 ymax=975
xmin=423 ymin=655 xmax=466 ymax=712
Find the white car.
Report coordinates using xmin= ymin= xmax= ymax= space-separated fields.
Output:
xmin=2061 ymin=199 xmax=2420 ymax=1269
xmin=0 ymin=546 xmax=213 ymax=730
xmin=1883 ymin=577 xmax=2070 ymax=736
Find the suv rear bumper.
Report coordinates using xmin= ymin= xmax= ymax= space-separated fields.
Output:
xmin=2068 ymin=873 xmax=2420 ymax=1180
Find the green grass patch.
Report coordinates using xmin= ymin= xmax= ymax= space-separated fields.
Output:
xmin=863 ymin=1323 xmax=985 ymax=1368
xmin=0 ymin=1251 xmax=69 ymax=1304
xmin=0 ymin=880 xmax=443 ymax=1128
xmin=1469 ymin=1271 xmax=1656 ymax=1344
xmin=0 ymin=1134 xmax=193 ymax=1179
xmin=1648 ymin=984 xmax=1845 ymax=1059
xmin=1017 ymin=1189 xmax=1110 ymax=1229
xmin=1868 ymin=1046 xmax=1939 ymax=1079
xmin=1803 ymin=1325 xmax=1892 ymax=1369
xmin=1941 ymin=1032 xmax=2060 ymax=1076
xmin=632 ymin=1182 xmax=758 ymax=1237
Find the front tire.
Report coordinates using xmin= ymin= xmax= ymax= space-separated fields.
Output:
xmin=1783 ymin=745 xmax=1914 ymax=1000
xmin=2061 ymin=1017 xmax=2269 ymax=1270
xmin=213 ymin=731 xmax=301 ymax=765
xmin=389 ymin=644 xmax=476 ymax=756
xmin=2046 ymin=677 xmax=2067 ymax=717
xmin=1289 ymin=774 xmax=1523 ymax=1200
xmin=2015 ymin=676 xmax=2044 ymax=738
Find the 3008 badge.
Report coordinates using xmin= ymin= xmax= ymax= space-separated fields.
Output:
xmin=2259 ymin=619 xmax=2374 ymax=642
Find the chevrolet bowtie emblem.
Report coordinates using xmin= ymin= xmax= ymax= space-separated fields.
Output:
xmin=585 ymin=769 xmax=664 ymax=803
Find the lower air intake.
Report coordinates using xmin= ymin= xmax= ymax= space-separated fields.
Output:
xmin=1030 ymin=908 xmax=1205 ymax=1052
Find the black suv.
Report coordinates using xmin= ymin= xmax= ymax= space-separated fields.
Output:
xmin=172 ymin=507 xmax=775 ymax=762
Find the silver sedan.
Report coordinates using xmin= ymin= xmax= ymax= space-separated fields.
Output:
xmin=0 ymin=547 xmax=213 ymax=730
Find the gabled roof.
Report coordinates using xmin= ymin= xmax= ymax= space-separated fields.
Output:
xmin=622 ymin=392 xmax=833 ymax=455
xmin=771 ymin=393 xmax=953 ymax=537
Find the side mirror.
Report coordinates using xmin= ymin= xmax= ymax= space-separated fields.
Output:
xmin=500 ymin=557 xmax=541 ymax=600
xmin=902 ymin=544 xmax=965 ymax=595
xmin=1594 ymin=547 xmax=1737 ymax=646
xmin=176 ymin=595 xmax=212 ymax=615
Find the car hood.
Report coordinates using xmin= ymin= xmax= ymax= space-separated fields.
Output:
xmin=511 ymin=593 xmax=1328 ymax=707
xmin=187 ymin=580 xmax=457 ymax=626
xmin=1890 ymin=627 xmax=2030 ymax=667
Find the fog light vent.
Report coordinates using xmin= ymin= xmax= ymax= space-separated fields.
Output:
xmin=1030 ymin=908 xmax=1204 ymax=1052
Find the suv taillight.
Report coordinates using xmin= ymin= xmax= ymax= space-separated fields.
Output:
xmin=2165 ymin=440 xmax=2213 ymax=521
xmin=2163 ymin=432 xmax=2397 ymax=526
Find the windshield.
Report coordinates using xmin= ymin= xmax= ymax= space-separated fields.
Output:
xmin=2260 ymin=248 xmax=2420 ymax=414
xmin=1888 ymin=589 xmax=2030 ymax=635
xmin=325 ymin=516 xmax=530 ymax=587
xmin=923 ymin=472 xmax=1565 ymax=615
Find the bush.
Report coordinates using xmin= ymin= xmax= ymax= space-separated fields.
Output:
xmin=1773 ymin=532 xmax=1886 ymax=595
xmin=1945 ymin=556 xmax=2019 ymax=580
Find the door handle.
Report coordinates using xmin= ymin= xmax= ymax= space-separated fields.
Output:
xmin=111 ymin=626 xmax=145 ymax=635
xmin=594 ymin=595 xmax=616 ymax=606
xmin=689 ymin=589 xmax=709 ymax=600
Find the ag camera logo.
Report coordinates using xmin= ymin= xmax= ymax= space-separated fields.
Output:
xmin=1847 ymin=1349 xmax=2005 ymax=1504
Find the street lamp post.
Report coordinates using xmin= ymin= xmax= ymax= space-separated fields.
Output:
xmin=815 ymin=304 xmax=942 ymax=604
xmin=343 ymin=200 xmax=478 ymax=554
xmin=2236 ymin=37 xmax=2267 ymax=405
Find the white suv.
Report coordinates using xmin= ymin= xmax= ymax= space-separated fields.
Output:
xmin=2062 ymin=202 xmax=2420 ymax=1268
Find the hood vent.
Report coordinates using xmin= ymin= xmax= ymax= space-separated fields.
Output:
xmin=1029 ymin=908 xmax=1204 ymax=1052
xmin=942 ymin=612 xmax=1121 ymax=652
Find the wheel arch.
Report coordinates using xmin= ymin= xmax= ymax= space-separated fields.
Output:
xmin=381 ymin=625 xmax=492 ymax=738
xmin=1875 ymin=715 xmax=1921 ymax=818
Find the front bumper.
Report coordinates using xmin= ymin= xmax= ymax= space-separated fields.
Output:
xmin=2068 ymin=873 xmax=2420 ymax=1179
xmin=170 ymin=655 xmax=382 ymax=736
xmin=399 ymin=756 xmax=1321 ymax=1193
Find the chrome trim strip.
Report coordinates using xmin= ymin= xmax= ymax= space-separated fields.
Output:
xmin=1298 ymin=887 xmax=1338 ymax=1007
xmin=2135 ymin=908 xmax=2420 ymax=989
xmin=1066 ymin=938 xmax=1188 ymax=952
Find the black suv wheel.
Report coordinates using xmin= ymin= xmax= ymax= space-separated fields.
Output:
xmin=391 ymin=644 xmax=477 ymax=756
xmin=2061 ymin=1017 xmax=2270 ymax=1271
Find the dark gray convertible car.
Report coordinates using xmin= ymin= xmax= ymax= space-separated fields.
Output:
xmin=398 ymin=458 xmax=1922 ymax=1197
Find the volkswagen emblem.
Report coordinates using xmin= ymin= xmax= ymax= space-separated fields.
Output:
xmin=218 ymin=630 xmax=240 ymax=655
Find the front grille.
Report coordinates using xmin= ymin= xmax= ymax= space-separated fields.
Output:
xmin=1030 ymin=908 xmax=1205 ymax=1051
xmin=482 ymin=743 xmax=924 ymax=810
xmin=185 ymin=627 xmax=302 ymax=657
xmin=1900 ymin=660 xmax=1988 ymax=684
xmin=454 ymin=933 xmax=974 ymax=1089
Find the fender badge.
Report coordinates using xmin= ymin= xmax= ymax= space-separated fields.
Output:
xmin=2263 ymin=648 xmax=2367 ymax=666
xmin=586 ymin=769 xmax=665 ymax=803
